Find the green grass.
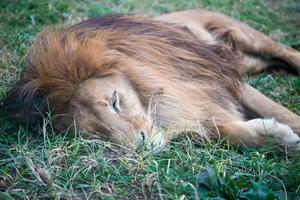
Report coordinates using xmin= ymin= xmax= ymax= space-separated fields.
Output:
xmin=0 ymin=0 xmax=300 ymax=199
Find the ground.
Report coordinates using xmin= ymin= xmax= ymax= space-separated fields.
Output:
xmin=0 ymin=0 xmax=300 ymax=199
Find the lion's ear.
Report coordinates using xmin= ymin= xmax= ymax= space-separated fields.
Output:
xmin=0 ymin=83 xmax=47 ymax=125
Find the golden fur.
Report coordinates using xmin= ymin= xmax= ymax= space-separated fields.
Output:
xmin=1 ymin=10 xmax=300 ymax=151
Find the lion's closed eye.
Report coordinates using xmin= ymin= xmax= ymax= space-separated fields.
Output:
xmin=110 ymin=90 xmax=121 ymax=113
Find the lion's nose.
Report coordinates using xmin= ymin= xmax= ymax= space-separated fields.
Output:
xmin=140 ymin=130 xmax=146 ymax=142
xmin=134 ymin=130 xmax=147 ymax=149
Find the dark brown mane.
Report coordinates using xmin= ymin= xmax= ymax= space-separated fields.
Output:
xmin=0 ymin=14 xmax=242 ymax=124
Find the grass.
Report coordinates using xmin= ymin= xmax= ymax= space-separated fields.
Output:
xmin=0 ymin=0 xmax=300 ymax=199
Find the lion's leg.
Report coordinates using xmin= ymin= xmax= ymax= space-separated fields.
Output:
xmin=156 ymin=9 xmax=300 ymax=74
xmin=218 ymin=118 xmax=300 ymax=152
xmin=215 ymin=25 xmax=300 ymax=74
xmin=241 ymin=84 xmax=300 ymax=135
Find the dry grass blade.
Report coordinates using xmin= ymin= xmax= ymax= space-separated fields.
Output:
xmin=24 ymin=156 xmax=52 ymax=187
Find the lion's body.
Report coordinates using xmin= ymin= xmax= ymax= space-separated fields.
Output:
xmin=1 ymin=10 xmax=300 ymax=151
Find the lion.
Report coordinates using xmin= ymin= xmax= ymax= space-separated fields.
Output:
xmin=1 ymin=9 xmax=300 ymax=152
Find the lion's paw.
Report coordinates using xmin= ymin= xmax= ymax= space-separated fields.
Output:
xmin=262 ymin=119 xmax=300 ymax=152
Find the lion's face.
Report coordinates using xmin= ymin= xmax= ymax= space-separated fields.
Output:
xmin=71 ymin=75 xmax=165 ymax=150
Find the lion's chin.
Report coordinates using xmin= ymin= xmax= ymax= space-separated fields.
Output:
xmin=145 ymin=129 xmax=167 ymax=154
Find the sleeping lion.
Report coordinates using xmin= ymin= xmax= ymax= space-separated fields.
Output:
xmin=1 ymin=9 xmax=300 ymax=153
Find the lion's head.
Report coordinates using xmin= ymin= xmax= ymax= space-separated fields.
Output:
xmin=72 ymin=76 xmax=156 ymax=148
xmin=0 ymin=15 xmax=242 ymax=150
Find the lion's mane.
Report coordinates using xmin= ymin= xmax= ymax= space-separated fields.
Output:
xmin=1 ymin=14 xmax=243 ymax=128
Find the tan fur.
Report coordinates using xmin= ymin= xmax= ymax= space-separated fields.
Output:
xmin=1 ymin=10 xmax=300 ymax=152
